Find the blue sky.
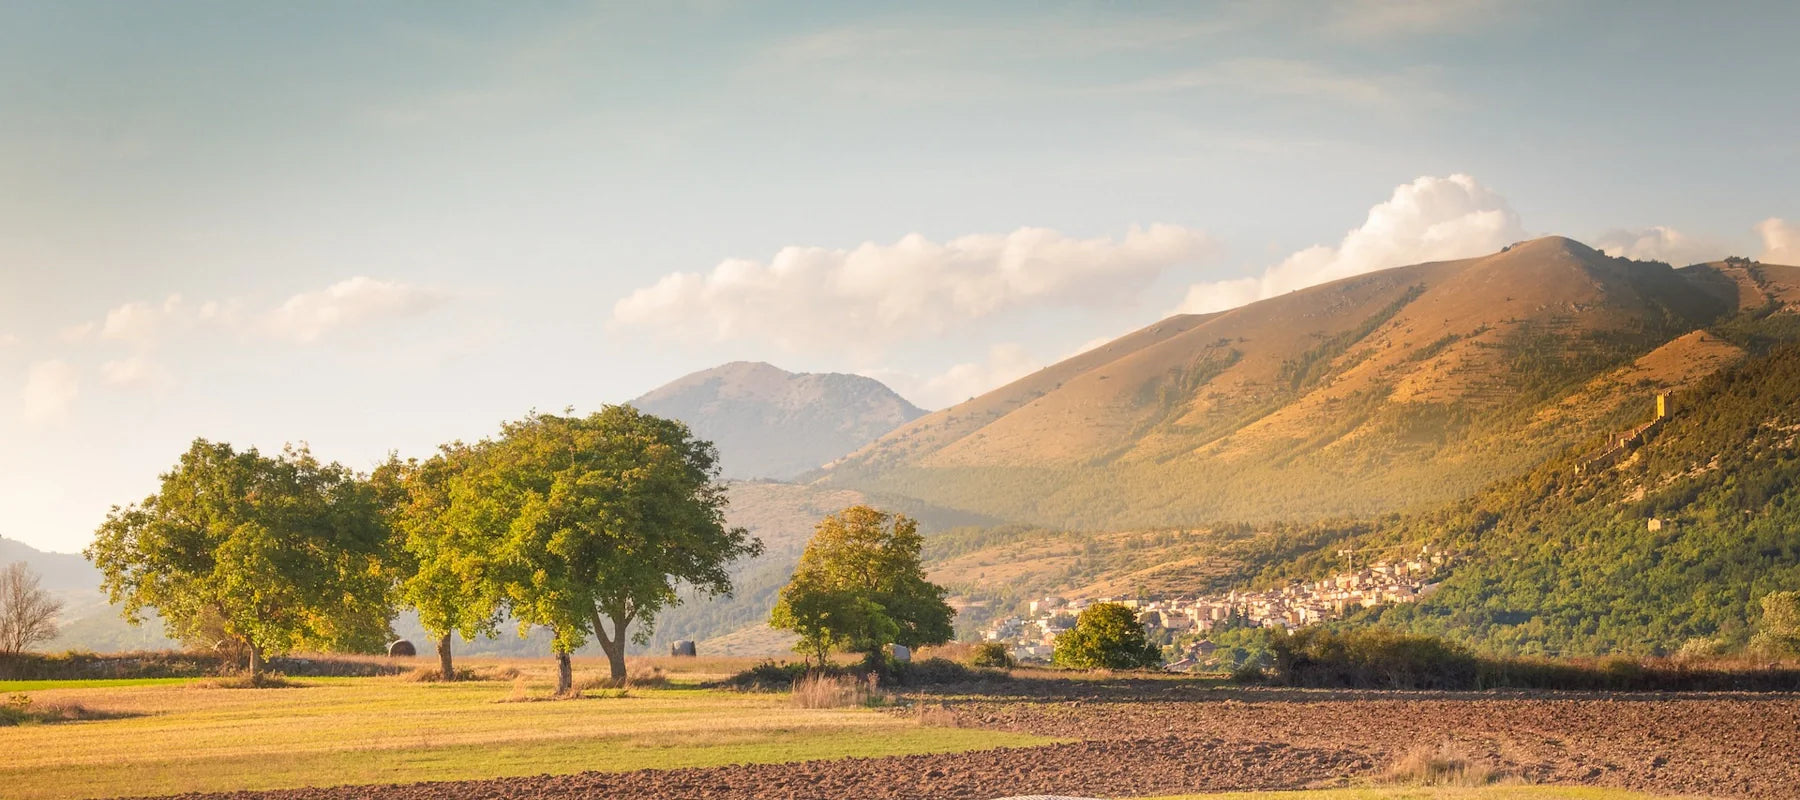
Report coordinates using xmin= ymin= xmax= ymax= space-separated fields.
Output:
xmin=3 ymin=1 xmax=1798 ymax=552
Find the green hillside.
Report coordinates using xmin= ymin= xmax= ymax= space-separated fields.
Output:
xmin=1291 ymin=311 xmax=1800 ymax=655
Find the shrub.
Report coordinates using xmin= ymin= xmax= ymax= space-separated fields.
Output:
xmin=724 ymin=659 xmax=814 ymax=691
xmin=193 ymin=672 xmax=303 ymax=689
xmin=1052 ymin=603 xmax=1161 ymax=670
xmin=968 ymin=641 xmax=1016 ymax=669
xmin=1270 ymin=628 xmax=1476 ymax=689
xmin=0 ymin=694 xmax=122 ymax=726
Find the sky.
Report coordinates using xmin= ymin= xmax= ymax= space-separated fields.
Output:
xmin=3 ymin=1 xmax=1798 ymax=553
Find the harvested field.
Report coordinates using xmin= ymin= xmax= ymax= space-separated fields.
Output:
xmin=67 ymin=677 xmax=1800 ymax=800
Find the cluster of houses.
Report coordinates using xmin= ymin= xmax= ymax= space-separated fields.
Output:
xmin=978 ymin=546 xmax=1455 ymax=664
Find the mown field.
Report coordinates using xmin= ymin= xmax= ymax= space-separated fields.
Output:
xmin=0 ymin=656 xmax=1047 ymax=800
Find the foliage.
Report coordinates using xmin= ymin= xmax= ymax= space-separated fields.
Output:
xmin=0 ymin=563 xmax=62 ymax=653
xmin=1752 ymin=591 xmax=1800 ymax=656
xmin=968 ymin=641 xmax=1015 ymax=669
xmin=770 ymin=506 xmax=954 ymax=666
xmin=459 ymin=407 xmax=761 ymax=684
xmin=1051 ymin=602 xmax=1160 ymax=670
xmin=374 ymin=444 xmax=507 ymax=679
xmin=86 ymin=441 xmax=394 ymax=675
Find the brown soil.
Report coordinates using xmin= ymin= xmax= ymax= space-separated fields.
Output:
xmin=126 ymin=681 xmax=1800 ymax=800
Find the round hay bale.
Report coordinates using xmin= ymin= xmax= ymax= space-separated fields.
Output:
xmin=670 ymin=640 xmax=697 ymax=657
xmin=386 ymin=639 xmax=417 ymax=657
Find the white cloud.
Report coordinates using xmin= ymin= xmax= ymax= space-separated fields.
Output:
xmin=262 ymin=277 xmax=450 ymax=343
xmin=1757 ymin=218 xmax=1800 ymax=265
xmin=21 ymin=360 xmax=79 ymax=425
xmin=865 ymin=344 xmax=1044 ymax=410
xmin=1174 ymin=174 xmax=1525 ymax=314
xmin=95 ymin=294 xmax=191 ymax=344
xmin=1593 ymin=226 xmax=1721 ymax=265
xmin=99 ymin=356 xmax=176 ymax=392
xmin=613 ymin=225 xmax=1214 ymax=356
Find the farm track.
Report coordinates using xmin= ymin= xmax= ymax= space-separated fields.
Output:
xmin=131 ymin=682 xmax=1800 ymax=800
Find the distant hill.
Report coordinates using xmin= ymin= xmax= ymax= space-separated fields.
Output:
xmin=0 ymin=535 xmax=177 ymax=652
xmin=820 ymin=239 xmax=1800 ymax=530
xmin=630 ymin=361 xmax=926 ymax=480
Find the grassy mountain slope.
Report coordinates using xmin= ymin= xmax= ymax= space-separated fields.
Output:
xmin=631 ymin=361 xmax=926 ymax=480
xmin=821 ymin=240 xmax=1797 ymax=530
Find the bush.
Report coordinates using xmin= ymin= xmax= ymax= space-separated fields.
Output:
xmin=968 ymin=641 xmax=1016 ymax=669
xmin=1052 ymin=603 xmax=1161 ymax=670
xmin=0 ymin=694 xmax=122 ymax=726
xmin=724 ymin=660 xmax=814 ymax=691
xmin=1271 ymin=628 xmax=1476 ymax=689
xmin=1383 ymin=742 xmax=1496 ymax=786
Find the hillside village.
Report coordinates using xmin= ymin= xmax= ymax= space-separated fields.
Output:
xmin=980 ymin=546 xmax=1455 ymax=666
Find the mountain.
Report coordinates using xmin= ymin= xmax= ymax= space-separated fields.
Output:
xmin=630 ymin=361 xmax=926 ymax=480
xmin=0 ymin=535 xmax=177 ymax=652
xmin=820 ymin=239 xmax=1800 ymax=530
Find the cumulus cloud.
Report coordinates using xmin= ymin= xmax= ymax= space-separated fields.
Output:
xmin=1758 ymin=218 xmax=1800 ymax=265
xmin=1593 ymin=226 xmax=1722 ymax=265
xmin=1174 ymin=174 xmax=1525 ymax=314
xmin=613 ymin=225 xmax=1214 ymax=356
xmin=865 ymin=344 xmax=1044 ymax=410
xmin=21 ymin=360 xmax=79 ymax=425
xmin=99 ymin=356 xmax=176 ymax=392
xmin=263 ymin=277 xmax=450 ymax=343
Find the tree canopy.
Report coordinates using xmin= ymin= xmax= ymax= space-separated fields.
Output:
xmin=87 ymin=440 xmax=394 ymax=676
xmin=460 ymin=407 xmax=759 ymax=688
xmin=375 ymin=443 xmax=508 ymax=681
xmin=770 ymin=505 xmax=954 ymax=666
xmin=1053 ymin=602 xmax=1161 ymax=670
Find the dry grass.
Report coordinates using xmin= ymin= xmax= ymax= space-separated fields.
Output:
xmin=191 ymin=673 xmax=305 ymax=690
xmin=401 ymin=665 xmax=523 ymax=683
xmin=790 ymin=672 xmax=882 ymax=708
xmin=0 ymin=675 xmax=1047 ymax=799
xmin=1383 ymin=743 xmax=1501 ymax=787
xmin=0 ymin=694 xmax=131 ymax=726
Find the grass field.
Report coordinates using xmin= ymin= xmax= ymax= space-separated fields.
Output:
xmin=1150 ymin=788 xmax=1718 ymax=800
xmin=0 ymin=677 xmax=196 ymax=691
xmin=1 ymin=659 xmax=1051 ymax=800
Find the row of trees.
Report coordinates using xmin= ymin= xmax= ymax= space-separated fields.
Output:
xmin=87 ymin=406 xmax=760 ymax=693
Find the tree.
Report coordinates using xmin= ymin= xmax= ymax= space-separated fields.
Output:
xmin=770 ymin=505 xmax=954 ymax=668
xmin=1752 ymin=590 xmax=1800 ymax=656
xmin=1053 ymin=602 xmax=1161 ymax=670
xmin=464 ymin=408 xmax=759 ymax=692
xmin=87 ymin=440 xmax=395 ymax=678
xmin=375 ymin=444 xmax=507 ymax=682
xmin=0 ymin=562 xmax=63 ymax=653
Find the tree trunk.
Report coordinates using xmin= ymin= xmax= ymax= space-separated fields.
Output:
xmin=437 ymin=633 xmax=454 ymax=682
xmin=601 ymin=637 xmax=627 ymax=683
xmin=555 ymin=649 xmax=573 ymax=695
xmin=247 ymin=640 xmax=263 ymax=680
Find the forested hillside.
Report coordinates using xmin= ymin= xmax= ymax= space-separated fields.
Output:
xmin=1293 ymin=311 xmax=1800 ymax=655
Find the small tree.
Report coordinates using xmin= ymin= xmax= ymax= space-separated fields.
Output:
xmin=87 ymin=440 xmax=395 ymax=678
xmin=1053 ymin=603 xmax=1161 ymax=670
xmin=0 ymin=562 xmax=63 ymax=653
xmin=375 ymin=445 xmax=507 ymax=682
xmin=1752 ymin=591 xmax=1800 ymax=656
xmin=770 ymin=506 xmax=954 ymax=668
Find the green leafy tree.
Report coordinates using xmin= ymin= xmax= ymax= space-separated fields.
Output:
xmin=770 ymin=505 xmax=954 ymax=667
xmin=375 ymin=444 xmax=508 ymax=682
xmin=87 ymin=440 xmax=394 ymax=677
xmin=1752 ymin=591 xmax=1800 ymax=656
xmin=1053 ymin=602 xmax=1161 ymax=670
xmin=464 ymin=407 xmax=758 ymax=692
